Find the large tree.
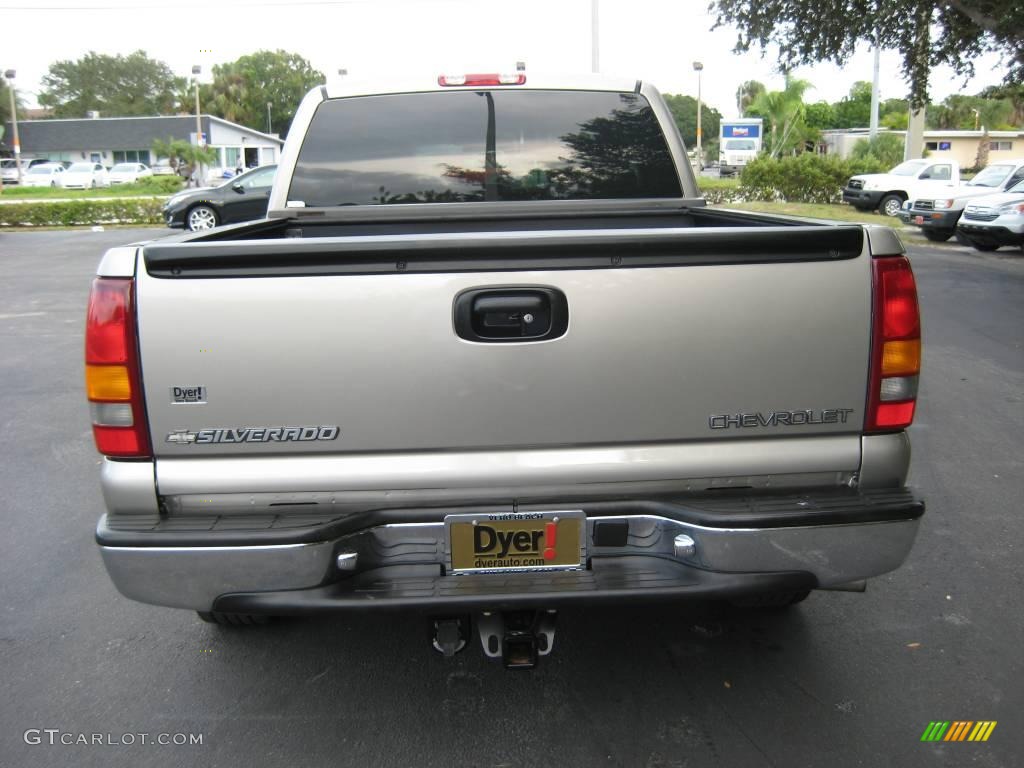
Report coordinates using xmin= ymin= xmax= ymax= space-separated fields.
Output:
xmin=832 ymin=81 xmax=873 ymax=129
xmin=927 ymin=93 xmax=1014 ymax=129
xmin=201 ymin=50 xmax=324 ymax=138
xmin=39 ymin=51 xmax=184 ymax=117
xmin=711 ymin=1 xmax=1024 ymax=109
xmin=662 ymin=93 xmax=723 ymax=151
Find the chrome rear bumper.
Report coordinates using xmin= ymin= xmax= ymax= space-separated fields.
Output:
xmin=99 ymin=498 xmax=922 ymax=611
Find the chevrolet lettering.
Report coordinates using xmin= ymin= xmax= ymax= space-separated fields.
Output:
xmin=709 ymin=409 xmax=856 ymax=430
xmin=88 ymin=71 xmax=925 ymax=668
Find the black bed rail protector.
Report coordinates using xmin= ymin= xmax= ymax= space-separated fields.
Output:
xmin=143 ymin=225 xmax=865 ymax=278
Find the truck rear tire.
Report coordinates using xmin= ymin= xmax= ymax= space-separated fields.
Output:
xmin=197 ymin=611 xmax=271 ymax=626
xmin=923 ymin=229 xmax=954 ymax=242
xmin=879 ymin=194 xmax=904 ymax=217
xmin=729 ymin=590 xmax=810 ymax=609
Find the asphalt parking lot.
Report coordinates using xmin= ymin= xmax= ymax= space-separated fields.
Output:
xmin=1 ymin=228 xmax=1021 ymax=768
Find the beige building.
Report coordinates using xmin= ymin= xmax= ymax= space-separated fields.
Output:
xmin=821 ymin=128 xmax=1023 ymax=169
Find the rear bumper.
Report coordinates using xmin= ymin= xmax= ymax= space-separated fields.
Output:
xmin=98 ymin=489 xmax=924 ymax=612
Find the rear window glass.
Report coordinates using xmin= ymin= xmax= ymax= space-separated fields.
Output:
xmin=288 ymin=90 xmax=681 ymax=206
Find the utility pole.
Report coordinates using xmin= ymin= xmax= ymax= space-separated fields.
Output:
xmin=693 ymin=61 xmax=704 ymax=171
xmin=266 ymin=102 xmax=272 ymax=134
xmin=4 ymin=69 xmax=22 ymax=184
xmin=869 ymin=44 xmax=880 ymax=140
xmin=591 ymin=0 xmax=599 ymax=73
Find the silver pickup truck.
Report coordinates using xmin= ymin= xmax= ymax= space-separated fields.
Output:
xmin=87 ymin=73 xmax=924 ymax=666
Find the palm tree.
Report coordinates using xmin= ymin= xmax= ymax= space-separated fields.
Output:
xmin=750 ymin=76 xmax=813 ymax=158
xmin=736 ymin=80 xmax=766 ymax=116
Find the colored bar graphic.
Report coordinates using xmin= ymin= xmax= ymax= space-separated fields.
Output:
xmin=921 ymin=721 xmax=950 ymax=742
xmin=921 ymin=721 xmax=996 ymax=742
xmin=944 ymin=722 xmax=971 ymax=741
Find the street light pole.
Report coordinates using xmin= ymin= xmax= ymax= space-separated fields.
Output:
xmin=4 ymin=69 xmax=22 ymax=184
xmin=693 ymin=61 xmax=704 ymax=172
xmin=192 ymin=65 xmax=203 ymax=187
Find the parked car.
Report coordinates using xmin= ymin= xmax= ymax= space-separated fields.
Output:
xmin=955 ymin=179 xmax=1024 ymax=252
xmin=108 ymin=163 xmax=153 ymax=185
xmin=164 ymin=164 xmax=277 ymax=230
xmin=61 ymin=162 xmax=110 ymax=189
xmin=843 ymin=159 xmax=961 ymax=217
xmin=905 ymin=159 xmax=1024 ymax=241
xmin=1 ymin=159 xmax=20 ymax=184
xmin=151 ymin=161 xmax=177 ymax=176
xmin=20 ymin=162 xmax=68 ymax=187
xmin=1 ymin=157 xmax=55 ymax=184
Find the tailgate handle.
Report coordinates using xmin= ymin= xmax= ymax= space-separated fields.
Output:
xmin=454 ymin=288 xmax=568 ymax=343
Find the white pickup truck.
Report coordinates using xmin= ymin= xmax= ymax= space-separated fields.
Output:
xmin=87 ymin=73 xmax=925 ymax=666
xmin=843 ymin=158 xmax=961 ymax=217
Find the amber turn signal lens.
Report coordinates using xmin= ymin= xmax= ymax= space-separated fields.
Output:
xmin=881 ymin=339 xmax=921 ymax=377
xmin=85 ymin=364 xmax=132 ymax=401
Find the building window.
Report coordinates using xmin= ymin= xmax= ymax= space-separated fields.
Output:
xmin=925 ymin=142 xmax=939 ymax=151
xmin=989 ymin=141 xmax=1013 ymax=151
xmin=112 ymin=150 xmax=151 ymax=165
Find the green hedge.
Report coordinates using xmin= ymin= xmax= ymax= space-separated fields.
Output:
xmin=738 ymin=154 xmax=888 ymax=204
xmin=0 ymin=198 xmax=165 ymax=227
xmin=131 ymin=176 xmax=186 ymax=194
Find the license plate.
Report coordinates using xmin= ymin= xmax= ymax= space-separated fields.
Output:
xmin=914 ymin=215 xmax=924 ymax=225
xmin=446 ymin=510 xmax=585 ymax=573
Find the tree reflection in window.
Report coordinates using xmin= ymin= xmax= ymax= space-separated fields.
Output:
xmin=432 ymin=104 xmax=678 ymax=202
xmin=289 ymin=91 xmax=682 ymax=206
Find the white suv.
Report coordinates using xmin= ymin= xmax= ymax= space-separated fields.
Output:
xmin=956 ymin=180 xmax=1024 ymax=252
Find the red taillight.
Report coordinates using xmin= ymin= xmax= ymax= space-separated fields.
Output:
xmin=867 ymin=256 xmax=921 ymax=433
xmin=438 ymin=73 xmax=527 ymax=87
xmin=85 ymin=277 xmax=151 ymax=458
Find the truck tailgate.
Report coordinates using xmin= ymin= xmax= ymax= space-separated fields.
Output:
xmin=136 ymin=225 xmax=871 ymax=468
